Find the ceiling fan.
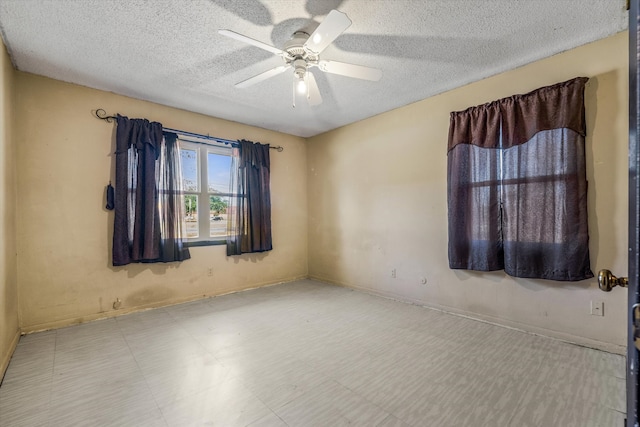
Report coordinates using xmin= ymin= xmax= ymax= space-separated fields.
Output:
xmin=219 ymin=10 xmax=383 ymax=107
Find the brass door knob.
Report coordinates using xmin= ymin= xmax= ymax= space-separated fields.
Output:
xmin=598 ymin=269 xmax=628 ymax=292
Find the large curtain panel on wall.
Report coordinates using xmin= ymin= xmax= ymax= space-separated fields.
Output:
xmin=112 ymin=115 xmax=190 ymax=266
xmin=227 ymin=139 xmax=273 ymax=255
xmin=447 ymin=77 xmax=593 ymax=281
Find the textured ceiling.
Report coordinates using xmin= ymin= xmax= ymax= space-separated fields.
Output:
xmin=0 ymin=0 xmax=629 ymax=137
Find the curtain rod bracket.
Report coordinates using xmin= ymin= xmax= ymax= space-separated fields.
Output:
xmin=95 ymin=108 xmax=117 ymax=123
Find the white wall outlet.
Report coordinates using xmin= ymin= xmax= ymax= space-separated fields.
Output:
xmin=590 ymin=301 xmax=604 ymax=316
xmin=391 ymin=268 xmax=396 ymax=278
xmin=420 ymin=277 xmax=427 ymax=285
xmin=207 ymin=267 xmax=213 ymax=277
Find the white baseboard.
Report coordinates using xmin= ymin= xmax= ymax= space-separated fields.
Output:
xmin=20 ymin=275 xmax=309 ymax=335
xmin=309 ymin=274 xmax=626 ymax=355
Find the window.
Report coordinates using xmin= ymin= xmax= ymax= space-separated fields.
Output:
xmin=447 ymin=77 xmax=592 ymax=281
xmin=179 ymin=139 xmax=234 ymax=246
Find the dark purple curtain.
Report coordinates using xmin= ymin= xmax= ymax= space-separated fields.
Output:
xmin=227 ymin=140 xmax=272 ymax=255
xmin=157 ymin=133 xmax=191 ymax=263
xmin=447 ymin=102 xmax=504 ymax=271
xmin=447 ymin=77 xmax=593 ymax=281
xmin=113 ymin=115 xmax=190 ymax=266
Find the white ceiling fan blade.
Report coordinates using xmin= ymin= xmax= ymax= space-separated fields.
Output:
xmin=303 ymin=10 xmax=352 ymax=55
xmin=306 ymin=72 xmax=322 ymax=106
xmin=218 ymin=29 xmax=284 ymax=55
xmin=318 ymin=60 xmax=382 ymax=81
xmin=236 ymin=65 xmax=290 ymax=89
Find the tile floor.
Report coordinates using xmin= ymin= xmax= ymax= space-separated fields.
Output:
xmin=0 ymin=279 xmax=627 ymax=427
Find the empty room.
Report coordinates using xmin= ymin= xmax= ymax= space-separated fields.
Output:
xmin=0 ymin=1 xmax=636 ymax=426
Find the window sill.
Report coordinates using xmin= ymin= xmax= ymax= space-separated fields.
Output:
xmin=186 ymin=240 xmax=226 ymax=247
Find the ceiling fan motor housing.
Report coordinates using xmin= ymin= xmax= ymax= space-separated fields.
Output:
xmin=284 ymin=31 xmax=318 ymax=76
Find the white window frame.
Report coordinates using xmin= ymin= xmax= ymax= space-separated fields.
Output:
xmin=179 ymin=138 xmax=233 ymax=246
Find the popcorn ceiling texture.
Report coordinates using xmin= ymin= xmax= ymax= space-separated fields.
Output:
xmin=0 ymin=0 xmax=628 ymax=137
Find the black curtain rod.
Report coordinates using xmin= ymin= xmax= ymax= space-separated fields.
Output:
xmin=94 ymin=109 xmax=283 ymax=152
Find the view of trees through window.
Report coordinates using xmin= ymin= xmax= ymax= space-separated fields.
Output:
xmin=184 ymin=195 xmax=228 ymax=217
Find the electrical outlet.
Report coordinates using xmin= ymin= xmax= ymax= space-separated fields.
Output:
xmin=591 ymin=301 xmax=604 ymax=316
xmin=391 ymin=269 xmax=396 ymax=278
xmin=207 ymin=268 xmax=213 ymax=277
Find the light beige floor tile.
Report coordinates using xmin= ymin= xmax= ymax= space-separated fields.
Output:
xmin=376 ymin=414 xmax=412 ymax=427
xmin=141 ymin=353 xmax=233 ymax=407
xmin=159 ymin=376 xmax=271 ymax=427
xmin=246 ymin=411 xmax=289 ymax=427
xmin=235 ymin=356 xmax=328 ymax=409
xmin=48 ymin=375 xmax=165 ymax=427
xmin=116 ymin=307 xmax=177 ymax=334
xmin=275 ymin=379 xmax=390 ymax=427
xmin=0 ymin=406 xmax=51 ymax=427
xmin=0 ymin=280 xmax=626 ymax=427
xmin=508 ymin=382 xmax=621 ymax=427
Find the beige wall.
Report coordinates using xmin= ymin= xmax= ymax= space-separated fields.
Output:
xmin=0 ymin=38 xmax=19 ymax=376
xmin=308 ymin=32 xmax=629 ymax=352
xmin=14 ymin=73 xmax=308 ymax=332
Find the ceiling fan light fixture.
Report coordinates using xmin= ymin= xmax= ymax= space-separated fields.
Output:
xmin=296 ymin=75 xmax=307 ymax=95
xmin=293 ymin=59 xmax=308 ymax=96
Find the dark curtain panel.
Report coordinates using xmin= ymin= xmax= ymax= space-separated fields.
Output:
xmin=227 ymin=140 xmax=273 ymax=255
xmin=113 ymin=115 xmax=162 ymax=266
xmin=112 ymin=115 xmax=190 ymax=266
xmin=157 ymin=133 xmax=191 ymax=263
xmin=447 ymin=77 xmax=593 ymax=281
xmin=447 ymin=103 xmax=504 ymax=271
